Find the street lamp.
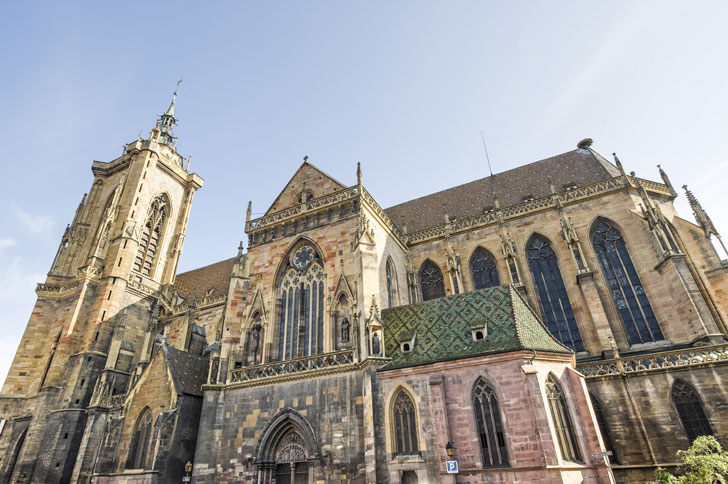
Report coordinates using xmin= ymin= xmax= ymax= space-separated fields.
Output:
xmin=445 ymin=442 xmax=454 ymax=458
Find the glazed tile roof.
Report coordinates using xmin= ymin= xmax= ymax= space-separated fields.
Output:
xmin=384 ymin=148 xmax=620 ymax=234
xmin=380 ymin=285 xmax=571 ymax=371
xmin=163 ymin=345 xmax=209 ymax=397
xmin=173 ymin=257 xmax=236 ymax=299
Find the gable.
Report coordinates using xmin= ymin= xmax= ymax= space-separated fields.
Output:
xmin=265 ymin=162 xmax=347 ymax=215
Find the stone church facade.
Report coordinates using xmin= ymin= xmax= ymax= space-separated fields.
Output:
xmin=1 ymin=95 xmax=727 ymax=484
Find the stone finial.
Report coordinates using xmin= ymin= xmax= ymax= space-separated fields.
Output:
xmin=613 ymin=153 xmax=626 ymax=176
xmin=357 ymin=162 xmax=362 ymax=186
xmin=245 ymin=201 xmax=252 ymax=224
xmin=657 ymin=164 xmax=676 ymax=195
xmin=185 ymin=155 xmax=192 ymax=171
xmin=547 ymin=175 xmax=556 ymax=195
xmin=237 ymin=241 xmax=244 ymax=258
xmin=303 ymin=155 xmax=309 ymax=163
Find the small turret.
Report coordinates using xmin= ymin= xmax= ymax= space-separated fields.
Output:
xmin=683 ymin=185 xmax=727 ymax=257
xmin=156 ymin=80 xmax=182 ymax=147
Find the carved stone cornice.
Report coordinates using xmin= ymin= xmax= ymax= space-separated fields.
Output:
xmin=406 ymin=176 xmax=673 ymax=245
xmin=577 ymin=343 xmax=728 ymax=379
xmin=247 ymin=186 xmax=360 ymax=234
xmin=169 ymin=293 xmax=227 ymax=315
xmin=36 ymin=280 xmax=82 ymax=298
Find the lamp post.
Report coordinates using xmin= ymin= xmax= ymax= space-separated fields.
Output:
xmin=182 ymin=461 xmax=192 ymax=483
xmin=445 ymin=441 xmax=454 ymax=458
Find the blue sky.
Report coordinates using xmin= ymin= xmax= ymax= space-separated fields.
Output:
xmin=2 ymin=1 xmax=727 ymax=383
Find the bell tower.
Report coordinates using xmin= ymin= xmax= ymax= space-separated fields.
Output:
xmin=0 ymin=91 xmax=203 ymax=484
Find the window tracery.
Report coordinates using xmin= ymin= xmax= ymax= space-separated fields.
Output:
xmin=591 ymin=219 xmax=663 ymax=345
xmin=472 ymin=378 xmax=508 ymax=467
xmin=672 ymin=380 xmax=712 ymax=442
xmin=470 ymin=247 xmax=500 ymax=290
xmin=546 ymin=376 xmax=581 ymax=463
xmin=386 ymin=258 xmax=398 ymax=307
xmin=134 ymin=196 xmax=169 ymax=277
xmin=128 ymin=408 xmax=153 ymax=469
xmin=392 ymin=389 xmax=418 ymax=455
xmin=419 ymin=260 xmax=445 ymax=301
xmin=277 ymin=244 xmax=325 ymax=360
xmin=527 ymin=235 xmax=584 ymax=352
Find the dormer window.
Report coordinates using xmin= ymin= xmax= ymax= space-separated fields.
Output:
xmin=399 ymin=334 xmax=416 ymax=353
xmin=470 ymin=321 xmax=488 ymax=342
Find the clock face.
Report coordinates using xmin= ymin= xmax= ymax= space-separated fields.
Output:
xmin=292 ymin=246 xmax=314 ymax=271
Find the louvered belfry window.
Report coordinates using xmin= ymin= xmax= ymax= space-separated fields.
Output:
xmin=546 ymin=375 xmax=582 ymax=463
xmin=277 ymin=245 xmax=325 ymax=361
xmin=471 ymin=247 xmax=500 ymax=290
xmin=672 ymin=380 xmax=713 ymax=442
xmin=591 ymin=219 xmax=664 ymax=345
xmin=393 ymin=389 xmax=419 ymax=455
xmin=134 ymin=196 xmax=168 ymax=277
xmin=419 ymin=260 xmax=445 ymax=301
xmin=472 ymin=378 xmax=508 ymax=467
xmin=527 ymin=235 xmax=584 ymax=352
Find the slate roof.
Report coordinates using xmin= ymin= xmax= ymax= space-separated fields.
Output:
xmin=173 ymin=257 xmax=236 ymax=299
xmin=384 ymin=147 xmax=620 ymax=234
xmin=380 ymin=285 xmax=571 ymax=371
xmin=162 ymin=345 xmax=209 ymax=397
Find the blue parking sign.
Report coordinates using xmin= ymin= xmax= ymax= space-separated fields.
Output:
xmin=446 ymin=460 xmax=458 ymax=474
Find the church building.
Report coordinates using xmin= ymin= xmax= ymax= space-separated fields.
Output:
xmin=1 ymin=94 xmax=727 ymax=484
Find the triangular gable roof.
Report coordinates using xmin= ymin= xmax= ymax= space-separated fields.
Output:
xmin=265 ymin=161 xmax=348 ymax=215
xmin=162 ymin=346 xmax=209 ymax=397
xmin=380 ymin=286 xmax=570 ymax=371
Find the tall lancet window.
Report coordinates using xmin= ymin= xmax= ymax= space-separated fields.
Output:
xmin=470 ymin=247 xmax=500 ymax=290
xmin=672 ymin=380 xmax=713 ymax=442
xmin=591 ymin=219 xmax=663 ymax=345
xmin=546 ymin=375 xmax=581 ymax=463
xmin=472 ymin=378 xmax=508 ymax=467
xmin=134 ymin=195 xmax=169 ymax=277
xmin=419 ymin=260 xmax=445 ymax=301
xmin=392 ymin=389 xmax=419 ymax=456
xmin=386 ymin=257 xmax=398 ymax=307
xmin=277 ymin=244 xmax=325 ymax=360
xmin=527 ymin=235 xmax=584 ymax=352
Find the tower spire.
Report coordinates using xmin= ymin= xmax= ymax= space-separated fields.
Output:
xmin=156 ymin=80 xmax=182 ymax=147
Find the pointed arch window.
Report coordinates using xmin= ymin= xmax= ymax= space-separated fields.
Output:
xmin=128 ymin=408 xmax=153 ymax=469
xmin=592 ymin=219 xmax=663 ymax=345
xmin=472 ymin=378 xmax=508 ymax=467
xmin=419 ymin=260 xmax=445 ymax=301
xmin=672 ymin=380 xmax=712 ymax=442
xmin=134 ymin=196 xmax=169 ymax=277
xmin=277 ymin=244 xmax=325 ymax=360
xmin=471 ymin=247 xmax=500 ymax=290
xmin=527 ymin=235 xmax=584 ymax=352
xmin=386 ymin=258 xmax=398 ymax=307
xmin=392 ymin=389 xmax=419 ymax=455
xmin=590 ymin=395 xmax=619 ymax=464
xmin=546 ymin=375 xmax=581 ymax=463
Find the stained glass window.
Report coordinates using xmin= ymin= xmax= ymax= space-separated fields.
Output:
xmin=472 ymin=378 xmax=508 ymax=467
xmin=419 ymin=260 xmax=445 ymax=301
xmin=277 ymin=245 xmax=325 ymax=360
xmin=672 ymin=380 xmax=712 ymax=442
xmin=592 ymin=219 xmax=663 ymax=345
xmin=546 ymin=376 xmax=581 ymax=463
xmin=527 ymin=235 xmax=584 ymax=352
xmin=393 ymin=390 xmax=419 ymax=455
xmin=471 ymin=248 xmax=500 ymax=290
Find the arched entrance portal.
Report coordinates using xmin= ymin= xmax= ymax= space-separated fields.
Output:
xmin=255 ymin=408 xmax=317 ymax=484
xmin=274 ymin=430 xmax=309 ymax=484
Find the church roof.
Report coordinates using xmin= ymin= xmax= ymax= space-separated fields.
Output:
xmin=163 ymin=345 xmax=209 ymax=397
xmin=173 ymin=257 xmax=236 ymax=299
xmin=380 ymin=285 xmax=571 ymax=371
xmin=384 ymin=147 xmax=620 ymax=234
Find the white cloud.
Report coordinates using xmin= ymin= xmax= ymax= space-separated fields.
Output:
xmin=10 ymin=202 xmax=56 ymax=236
xmin=0 ymin=238 xmax=15 ymax=255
